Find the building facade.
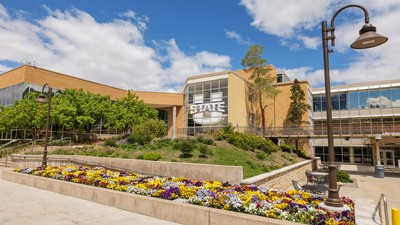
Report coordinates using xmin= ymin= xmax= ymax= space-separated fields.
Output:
xmin=1 ymin=65 xmax=399 ymax=168
xmin=312 ymin=80 xmax=400 ymax=168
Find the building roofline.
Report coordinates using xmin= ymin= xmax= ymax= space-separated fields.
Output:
xmin=132 ymin=90 xmax=182 ymax=96
xmin=179 ymin=70 xmax=233 ymax=93
xmin=312 ymin=79 xmax=400 ymax=93
xmin=20 ymin=65 xmax=128 ymax=92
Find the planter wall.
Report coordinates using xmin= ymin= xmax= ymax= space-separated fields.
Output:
xmin=2 ymin=169 xmax=299 ymax=225
xmin=11 ymin=154 xmax=243 ymax=184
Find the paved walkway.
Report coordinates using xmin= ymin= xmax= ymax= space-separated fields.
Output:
xmin=338 ymin=165 xmax=400 ymax=225
xmin=0 ymin=168 xmax=181 ymax=225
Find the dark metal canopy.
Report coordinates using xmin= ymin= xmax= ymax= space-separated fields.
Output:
xmin=351 ymin=23 xmax=388 ymax=49
xmin=36 ymin=94 xmax=47 ymax=103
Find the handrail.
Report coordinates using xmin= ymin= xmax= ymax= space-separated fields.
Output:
xmin=11 ymin=154 xmax=162 ymax=177
xmin=373 ymin=193 xmax=389 ymax=225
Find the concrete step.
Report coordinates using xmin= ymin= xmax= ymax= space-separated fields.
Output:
xmin=0 ymin=156 xmax=11 ymax=168
xmin=355 ymin=198 xmax=381 ymax=225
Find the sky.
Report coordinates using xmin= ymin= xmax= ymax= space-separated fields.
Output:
xmin=0 ymin=0 xmax=399 ymax=92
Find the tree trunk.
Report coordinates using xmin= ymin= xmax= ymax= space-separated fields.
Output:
xmin=259 ymin=93 xmax=266 ymax=136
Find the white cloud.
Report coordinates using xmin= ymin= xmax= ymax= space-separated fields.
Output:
xmin=162 ymin=39 xmax=231 ymax=90
xmin=242 ymin=0 xmax=400 ymax=87
xmin=240 ymin=0 xmax=337 ymax=38
xmin=224 ymin=29 xmax=252 ymax=45
xmin=297 ymin=35 xmax=319 ymax=50
xmin=0 ymin=5 xmax=231 ymax=92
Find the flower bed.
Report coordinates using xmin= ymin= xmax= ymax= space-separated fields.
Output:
xmin=16 ymin=166 xmax=354 ymax=225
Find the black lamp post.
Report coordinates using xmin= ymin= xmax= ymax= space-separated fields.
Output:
xmin=319 ymin=4 xmax=388 ymax=211
xmin=37 ymin=84 xmax=53 ymax=168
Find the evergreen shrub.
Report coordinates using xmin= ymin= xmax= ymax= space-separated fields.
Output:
xmin=143 ymin=152 xmax=162 ymax=161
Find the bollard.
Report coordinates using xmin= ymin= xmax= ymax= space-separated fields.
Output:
xmin=393 ymin=208 xmax=400 ymax=225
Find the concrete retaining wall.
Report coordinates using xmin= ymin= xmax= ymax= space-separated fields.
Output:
xmin=11 ymin=154 xmax=243 ymax=184
xmin=2 ymin=169 xmax=299 ymax=225
xmin=241 ymin=158 xmax=320 ymax=190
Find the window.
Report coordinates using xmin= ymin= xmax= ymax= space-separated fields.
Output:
xmin=203 ymin=82 xmax=211 ymax=90
xmin=359 ymin=91 xmax=369 ymax=109
xmin=331 ymin=93 xmax=339 ymax=110
xmin=188 ymin=85 xmax=194 ymax=92
xmin=248 ymin=88 xmax=254 ymax=103
xmin=348 ymin=91 xmax=359 ymax=110
xmin=339 ymin=93 xmax=347 ymax=110
xmin=368 ymin=89 xmax=379 ymax=108
xmin=392 ymin=87 xmax=400 ymax=107
xmin=313 ymin=95 xmax=320 ymax=111
xmin=313 ymin=95 xmax=326 ymax=111
xmin=184 ymin=78 xmax=228 ymax=135
xmin=277 ymin=74 xmax=283 ymax=83
xmin=249 ymin=113 xmax=255 ymax=127
xmin=220 ymin=79 xmax=228 ymax=88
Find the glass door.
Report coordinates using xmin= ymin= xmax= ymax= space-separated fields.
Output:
xmin=380 ymin=149 xmax=395 ymax=167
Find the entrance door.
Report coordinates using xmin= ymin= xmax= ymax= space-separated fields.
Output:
xmin=380 ymin=149 xmax=395 ymax=167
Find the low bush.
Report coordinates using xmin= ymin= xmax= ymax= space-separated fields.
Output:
xmin=279 ymin=143 xmax=307 ymax=158
xmin=51 ymin=148 xmax=75 ymax=155
xmin=256 ymin=152 xmax=266 ymax=160
xmin=51 ymin=139 xmax=70 ymax=146
xmin=143 ymin=152 xmax=162 ymax=161
xmin=176 ymin=138 xmax=194 ymax=158
xmin=127 ymin=132 xmax=152 ymax=145
xmin=153 ymin=138 xmax=171 ymax=148
xmin=104 ymin=138 xmax=117 ymax=147
xmin=280 ymin=143 xmax=292 ymax=153
xmin=197 ymin=143 xmax=211 ymax=158
xmin=195 ymin=136 xmax=214 ymax=145
xmin=336 ymin=170 xmax=353 ymax=183
xmin=216 ymin=129 xmax=280 ymax=153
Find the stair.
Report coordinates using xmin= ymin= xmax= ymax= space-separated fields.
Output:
xmin=1 ymin=139 xmax=18 ymax=147
xmin=0 ymin=156 xmax=11 ymax=168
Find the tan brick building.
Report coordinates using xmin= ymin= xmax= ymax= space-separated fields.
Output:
xmin=1 ymin=65 xmax=399 ymax=168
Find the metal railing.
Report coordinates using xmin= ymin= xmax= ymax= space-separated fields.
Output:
xmin=0 ymin=129 xmax=124 ymax=141
xmin=0 ymin=141 xmax=34 ymax=167
xmin=373 ymin=193 xmax=389 ymax=225
xmin=177 ymin=122 xmax=400 ymax=138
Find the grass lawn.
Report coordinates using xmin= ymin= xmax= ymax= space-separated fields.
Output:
xmin=34 ymin=138 xmax=306 ymax=179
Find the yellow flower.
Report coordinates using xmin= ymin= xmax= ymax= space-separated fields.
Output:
xmin=326 ymin=218 xmax=339 ymax=225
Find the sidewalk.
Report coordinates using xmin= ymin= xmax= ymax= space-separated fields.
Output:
xmin=0 ymin=168 xmax=181 ymax=225
xmin=339 ymin=165 xmax=400 ymax=225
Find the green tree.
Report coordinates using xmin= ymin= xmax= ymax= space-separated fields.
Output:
xmin=105 ymin=91 xmax=158 ymax=133
xmin=287 ymin=79 xmax=310 ymax=127
xmin=286 ymin=79 xmax=311 ymax=154
xmin=51 ymin=89 xmax=112 ymax=135
xmin=241 ymin=44 xmax=280 ymax=136
xmin=51 ymin=93 xmax=77 ymax=132
xmin=0 ymin=92 xmax=46 ymax=138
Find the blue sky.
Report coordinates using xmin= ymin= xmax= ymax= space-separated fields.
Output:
xmin=0 ymin=0 xmax=398 ymax=92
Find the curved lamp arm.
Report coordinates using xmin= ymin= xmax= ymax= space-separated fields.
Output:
xmin=328 ymin=4 xmax=369 ymax=47
xmin=41 ymin=83 xmax=50 ymax=93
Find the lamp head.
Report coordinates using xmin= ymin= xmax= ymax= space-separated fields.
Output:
xmin=36 ymin=93 xmax=47 ymax=103
xmin=351 ymin=23 xmax=388 ymax=49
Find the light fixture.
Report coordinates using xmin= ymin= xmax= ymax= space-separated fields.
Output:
xmin=351 ymin=23 xmax=388 ymax=49
xmin=36 ymin=84 xmax=53 ymax=168
xmin=320 ymin=4 xmax=388 ymax=211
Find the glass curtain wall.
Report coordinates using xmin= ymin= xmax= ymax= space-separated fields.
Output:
xmin=315 ymin=146 xmax=372 ymax=164
xmin=184 ymin=78 xmax=228 ymax=135
xmin=0 ymin=82 xmax=57 ymax=107
xmin=313 ymin=86 xmax=400 ymax=112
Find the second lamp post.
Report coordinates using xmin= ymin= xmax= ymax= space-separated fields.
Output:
xmin=37 ymin=84 xmax=53 ymax=168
